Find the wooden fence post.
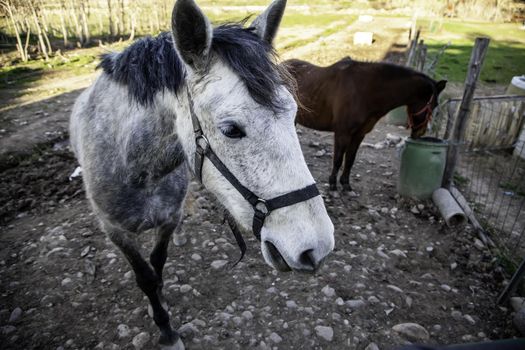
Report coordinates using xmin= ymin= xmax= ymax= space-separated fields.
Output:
xmin=406 ymin=29 xmax=420 ymax=67
xmin=442 ymin=37 xmax=490 ymax=188
xmin=498 ymin=258 xmax=525 ymax=305
xmin=417 ymin=41 xmax=427 ymax=72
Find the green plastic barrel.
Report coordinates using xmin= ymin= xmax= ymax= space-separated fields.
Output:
xmin=506 ymin=76 xmax=525 ymax=96
xmin=398 ymin=137 xmax=448 ymax=199
xmin=387 ymin=106 xmax=408 ymax=126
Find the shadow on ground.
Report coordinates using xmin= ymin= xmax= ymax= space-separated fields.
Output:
xmin=0 ymin=88 xmax=84 ymax=171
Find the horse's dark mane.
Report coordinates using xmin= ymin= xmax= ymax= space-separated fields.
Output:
xmin=99 ymin=32 xmax=184 ymax=106
xmin=99 ymin=23 xmax=286 ymax=109
xmin=342 ymin=58 xmax=436 ymax=97
xmin=335 ymin=56 xmax=430 ymax=79
xmin=341 ymin=58 xmax=430 ymax=81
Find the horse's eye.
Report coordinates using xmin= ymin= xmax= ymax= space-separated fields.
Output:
xmin=221 ymin=124 xmax=246 ymax=139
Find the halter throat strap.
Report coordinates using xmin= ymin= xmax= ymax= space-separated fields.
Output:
xmin=186 ymin=88 xmax=320 ymax=264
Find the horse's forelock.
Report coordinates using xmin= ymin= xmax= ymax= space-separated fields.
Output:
xmin=211 ymin=23 xmax=292 ymax=112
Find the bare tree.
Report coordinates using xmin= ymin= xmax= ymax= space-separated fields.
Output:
xmin=154 ymin=0 xmax=161 ymax=32
xmin=69 ymin=0 xmax=84 ymax=46
xmin=80 ymin=0 xmax=90 ymax=45
xmin=107 ymin=0 xmax=115 ymax=37
xmin=1 ymin=0 xmax=24 ymax=62
xmin=118 ymin=0 xmax=125 ymax=36
xmin=129 ymin=6 xmax=136 ymax=41
xmin=28 ymin=0 xmax=50 ymax=60
xmin=59 ymin=0 xmax=69 ymax=46
xmin=23 ymin=17 xmax=31 ymax=59
xmin=0 ymin=0 xmax=28 ymax=62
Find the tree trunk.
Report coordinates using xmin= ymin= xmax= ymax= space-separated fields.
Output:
xmin=41 ymin=14 xmax=53 ymax=55
xmin=24 ymin=18 xmax=31 ymax=60
xmin=28 ymin=0 xmax=50 ymax=60
xmin=98 ymin=13 xmax=103 ymax=34
xmin=33 ymin=0 xmax=53 ymax=54
xmin=119 ymin=0 xmax=125 ymax=36
xmin=154 ymin=4 xmax=160 ymax=32
xmin=162 ymin=0 xmax=168 ymax=27
xmin=59 ymin=1 xmax=69 ymax=46
xmin=107 ymin=0 xmax=115 ymax=37
xmin=129 ymin=10 xmax=135 ymax=41
xmin=1 ymin=0 xmax=27 ymax=62
xmin=69 ymin=0 xmax=84 ymax=46
xmin=40 ymin=4 xmax=49 ymax=33
xmin=80 ymin=0 xmax=90 ymax=45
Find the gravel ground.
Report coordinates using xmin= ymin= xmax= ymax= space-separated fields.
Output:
xmin=0 ymin=117 xmax=517 ymax=350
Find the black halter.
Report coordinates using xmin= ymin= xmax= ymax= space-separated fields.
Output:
xmin=186 ymin=88 xmax=320 ymax=264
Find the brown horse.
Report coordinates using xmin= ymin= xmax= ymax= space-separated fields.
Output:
xmin=284 ymin=57 xmax=447 ymax=191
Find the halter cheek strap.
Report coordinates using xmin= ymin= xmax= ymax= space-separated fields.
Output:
xmin=407 ymin=94 xmax=434 ymax=130
xmin=186 ymin=88 xmax=320 ymax=265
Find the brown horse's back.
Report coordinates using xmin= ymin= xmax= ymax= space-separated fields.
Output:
xmin=284 ymin=58 xmax=430 ymax=133
xmin=284 ymin=58 xmax=354 ymax=131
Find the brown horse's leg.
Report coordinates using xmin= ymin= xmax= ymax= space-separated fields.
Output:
xmin=340 ymin=133 xmax=365 ymax=192
xmin=329 ymin=133 xmax=347 ymax=191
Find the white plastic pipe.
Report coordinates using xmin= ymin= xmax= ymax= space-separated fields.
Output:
xmin=432 ymin=188 xmax=467 ymax=227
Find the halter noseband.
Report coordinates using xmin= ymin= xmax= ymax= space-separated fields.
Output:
xmin=186 ymin=88 xmax=320 ymax=265
xmin=407 ymin=94 xmax=434 ymax=130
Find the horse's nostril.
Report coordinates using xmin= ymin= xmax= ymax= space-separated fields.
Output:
xmin=299 ymin=249 xmax=317 ymax=270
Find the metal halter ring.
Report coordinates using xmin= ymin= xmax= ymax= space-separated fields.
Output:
xmin=195 ymin=135 xmax=210 ymax=152
xmin=255 ymin=198 xmax=269 ymax=215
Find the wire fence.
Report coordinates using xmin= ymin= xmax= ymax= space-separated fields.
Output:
xmin=433 ymin=95 xmax=525 ymax=267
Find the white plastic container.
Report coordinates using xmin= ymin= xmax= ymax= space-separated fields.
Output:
xmin=507 ymin=76 xmax=525 ymax=95
xmin=509 ymin=76 xmax=525 ymax=159
xmin=353 ymin=32 xmax=373 ymax=46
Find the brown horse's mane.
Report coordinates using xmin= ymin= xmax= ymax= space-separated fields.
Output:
xmin=334 ymin=56 xmax=433 ymax=83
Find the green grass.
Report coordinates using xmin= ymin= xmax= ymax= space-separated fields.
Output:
xmin=418 ymin=19 xmax=525 ymax=84
xmin=453 ymin=173 xmax=470 ymax=187
xmin=499 ymin=180 xmax=525 ymax=197
xmin=279 ymin=14 xmax=356 ymax=52
xmin=0 ymin=11 xmax=356 ymax=93
xmin=495 ymin=249 xmax=519 ymax=274
xmin=0 ymin=54 xmax=95 ymax=88
xmin=200 ymin=0 xmax=355 ymax=6
xmin=0 ymin=45 xmax=127 ymax=91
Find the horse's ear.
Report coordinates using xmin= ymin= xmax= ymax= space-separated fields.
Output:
xmin=251 ymin=0 xmax=287 ymax=44
xmin=171 ymin=0 xmax=212 ymax=69
xmin=436 ymin=80 xmax=447 ymax=94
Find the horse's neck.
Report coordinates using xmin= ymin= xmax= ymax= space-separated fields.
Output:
xmin=374 ymin=74 xmax=427 ymax=116
xmin=117 ymin=95 xmax=184 ymax=176
xmin=301 ymin=66 xmax=334 ymax=104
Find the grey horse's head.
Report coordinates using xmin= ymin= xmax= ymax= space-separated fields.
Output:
xmin=170 ymin=0 xmax=334 ymax=272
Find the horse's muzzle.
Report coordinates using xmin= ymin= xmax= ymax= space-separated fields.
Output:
xmin=264 ymin=241 xmax=327 ymax=273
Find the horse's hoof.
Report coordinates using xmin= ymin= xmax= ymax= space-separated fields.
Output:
xmin=172 ymin=233 xmax=188 ymax=247
xmin=160 ymin=338 xmax=185 ymax=350
xmin=329 ymin=183 xmax=337 ymax=191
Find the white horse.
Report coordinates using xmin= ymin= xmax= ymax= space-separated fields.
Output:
xmin=70 ymin=0 xmax=334 ymax=348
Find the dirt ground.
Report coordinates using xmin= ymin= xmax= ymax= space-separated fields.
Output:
xmin=0 ymin=13 xmax=519 ymax=350
xmin=0 ymin=96 xmax=518 ymax=350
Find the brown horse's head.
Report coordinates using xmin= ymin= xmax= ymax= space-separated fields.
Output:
xmin=408 ymin=79 xmax=447 ymax=138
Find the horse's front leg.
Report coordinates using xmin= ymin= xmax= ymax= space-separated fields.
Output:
xmin=329 ymin=133 xmax=347 ymax=191
xmin=105 ymin=222 xmax=184 ymax=350
xmin=339 ymin=133 xmax=365 ymax=192
xmin=149 ymin=220 xmax=181 ymax=322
